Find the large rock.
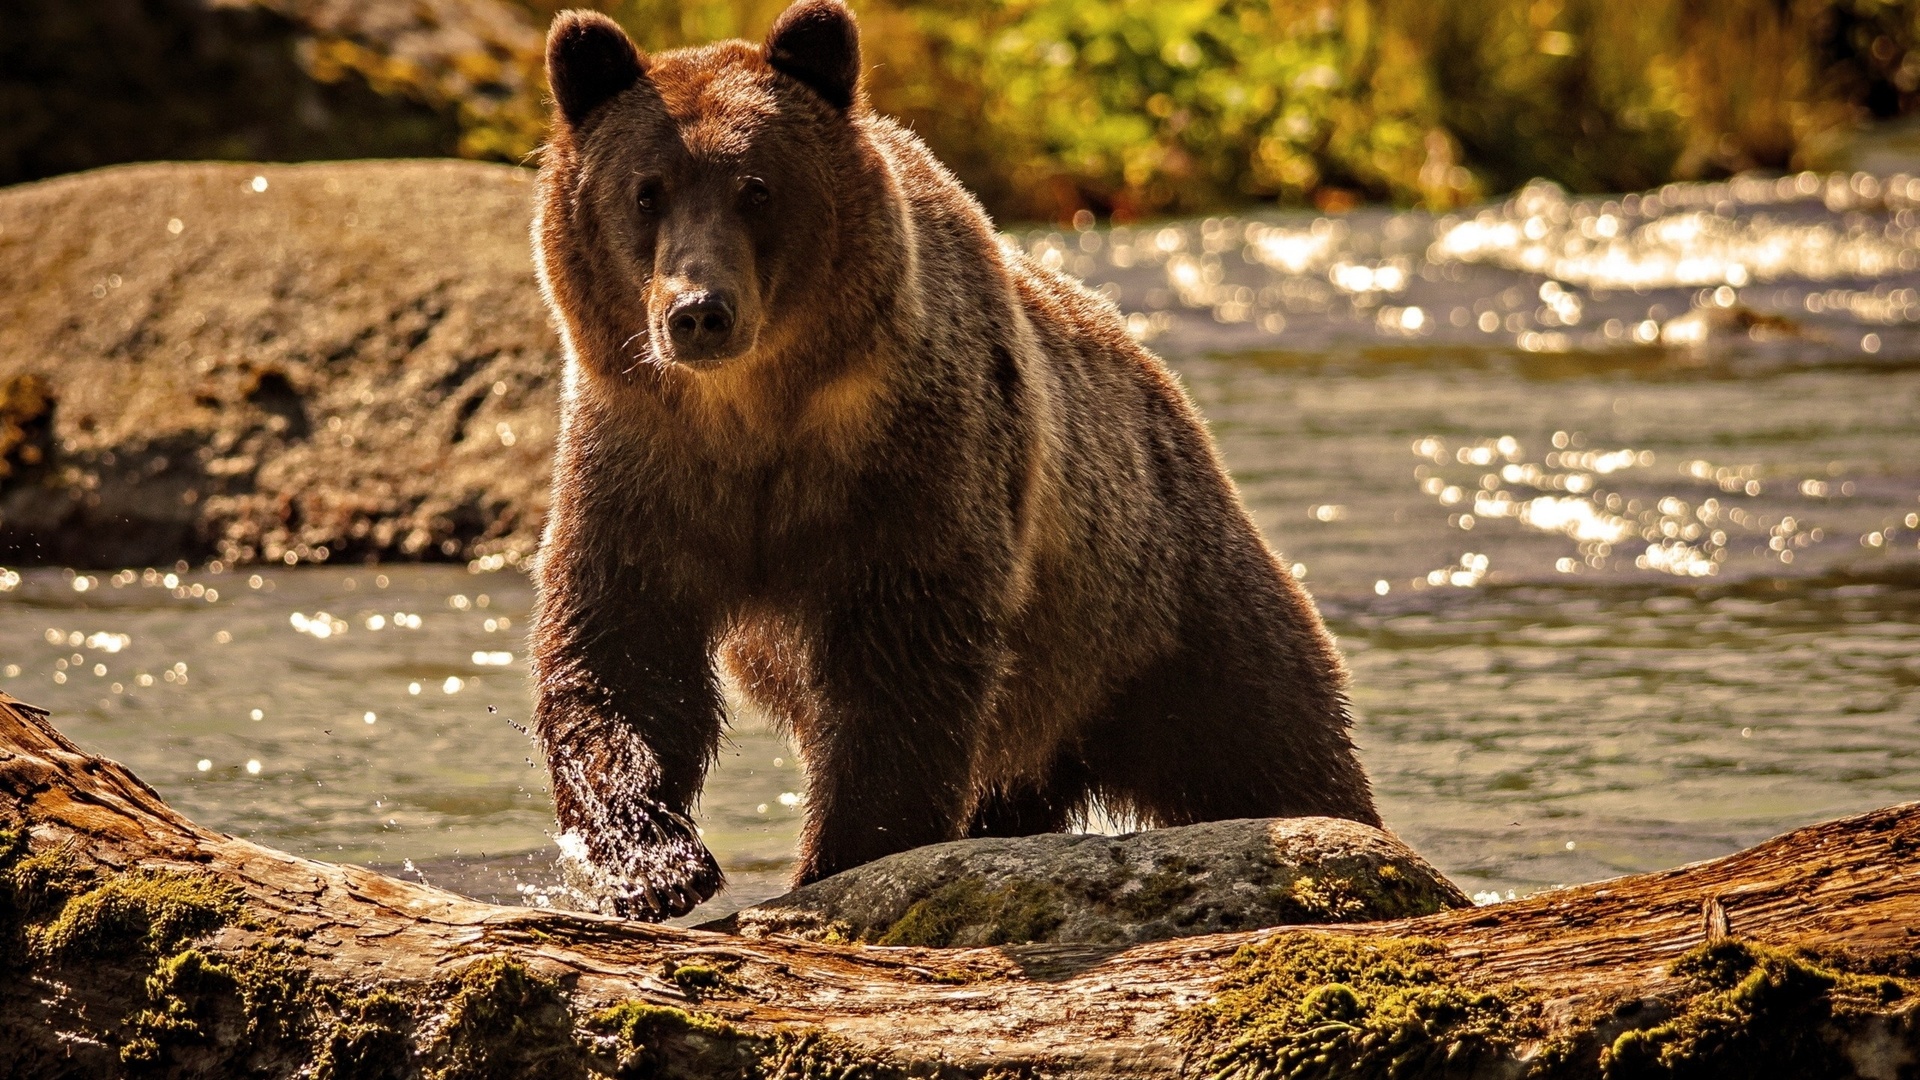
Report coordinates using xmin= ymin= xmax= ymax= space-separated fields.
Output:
xmin=706 ymin=817 xmax=1471 ymax=948
xmin=0 ymin=159 xmax=557 ymax=567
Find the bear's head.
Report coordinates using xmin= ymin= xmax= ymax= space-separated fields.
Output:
xmin=536 ymin=1 xmax=899 ymax=385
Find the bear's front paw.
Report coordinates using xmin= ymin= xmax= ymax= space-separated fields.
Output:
xmin=554 ymin=794 xmax=724 ymax=921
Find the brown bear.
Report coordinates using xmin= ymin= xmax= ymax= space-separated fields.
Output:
xmin=529 ymin=0 xmax=1380 ymax=920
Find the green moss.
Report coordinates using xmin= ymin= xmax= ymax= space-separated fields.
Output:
xmin=665 ymin=961 xmax=725 ymax=997
xmin=11 ymin=861 xmax=457 ymax=1078
xmin=1181 ymin=932 xmax=1542 ymax=1080
xmin=1186 ymin=934 xmax=1919 ymax=1080
xmin=120 ymin=938 xmax=325 ymax=1072
xmin=122 ymin=948 xmax=240 ymax=1064
xmin=237 ymin=938 xmax=320 ymax=1047
xmin=7 ymin=839 xmax=90 ymax=916
xmin=1272 ymin=875 xmax=1372 ymax=923
xmin=35 ymin=868 xmax=242 ymax=960
xmin=0 ymin=826 xmax=28 ymax=869
xmin=590 ymin=1001 xmax=738 ymax=1042
xmin=1253 ymin=864 xmax=1462 ymax=926
xmin=311 ymin=988 xmax=414 ymax=1080
xmin=758 ymin=1029 xmax=908 ymax=1080
xmin=587 ymin=1001 xmax=909 ymax=1079
xmin=1600 ymin=940 xmax=1915 ymax=1079
xmin=0 ymin=825 xmax=34 ymax=959
xmin=1116 ymin=869 xmax=1201 ymax=919
xmin=586 ymin=1002 xmax=754 ymax=1079
xmin=929 ymin=967 xmax=989 ymax=985
xmin=877 ymin=878 xmax=1067 ymax=947
xmin=429 ymin=956 xmax=586 ymax=1080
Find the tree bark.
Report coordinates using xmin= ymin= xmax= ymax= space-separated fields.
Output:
xmin=0 ymin=689 xmax=1915 ymax=1079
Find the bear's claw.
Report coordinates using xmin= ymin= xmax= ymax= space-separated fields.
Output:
xmin=597 ymin=820 xmax=724 ymax=920
xmin=578 ymin=805 xmax=723 ymax=921
xmin=551 ymin=760 xmax=726 ymax=921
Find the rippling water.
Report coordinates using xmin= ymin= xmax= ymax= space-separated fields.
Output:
xmin=5 ymin=174 xmax=1918 ymax=919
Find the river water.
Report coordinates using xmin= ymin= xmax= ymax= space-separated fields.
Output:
xmin=4 ymin=176 xmax=1917 ymax=919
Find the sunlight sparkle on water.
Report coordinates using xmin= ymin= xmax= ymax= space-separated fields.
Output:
xmin=1014 ymin=167 xmax=1920 ymax=361
xmin=1431 ymin=177 xmax=1920 ymax=291
xmin=1403 ymin=435 xmax=1817 ymax=579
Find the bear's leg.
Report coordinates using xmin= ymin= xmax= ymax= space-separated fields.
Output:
xmin=1082 ymin=602 xmax=1381 ymax=829
xmin=793 ymin=719 xmax=978 ymax=884
xmin=791 ymin=574 xmax=1004 ymax=884
xmin=966 ymin=754 xmax=1091 ymax=838
xmin=532 ymin=580 xmax=727 ymax=920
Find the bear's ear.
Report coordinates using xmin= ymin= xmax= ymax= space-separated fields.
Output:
xmin=764 ymin=0 xmax=861 ymax=111
xmin=547 ymin=11 xmax=647 ymax=127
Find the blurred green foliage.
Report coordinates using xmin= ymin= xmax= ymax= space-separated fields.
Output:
xmin=0 ymin=0 xmax=543 ymax=189
xmin=11 ymin=0 xmax=1920 ymax=222
xmin=515 ymin=0 xmax=1464 ymax=216
xmin=891 ymin=1 xmax=1453 ymax=216
xmin=508 ymin=0 xmax=1920 ymax=221
xmin=0 ymin=1 xmax=467 ymax=186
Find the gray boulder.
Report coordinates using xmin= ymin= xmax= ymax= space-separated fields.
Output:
xmin=704 ymin=817 xmax=1469 ymax=948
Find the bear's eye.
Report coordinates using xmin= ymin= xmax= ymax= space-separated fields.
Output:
xmin=635 ymin=181 xmax=662 ymax=217
xmin=741 ymin=177 xmax=771 ymax=207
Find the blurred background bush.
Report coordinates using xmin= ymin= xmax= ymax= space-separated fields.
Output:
xmin=8 ymin=0 xmax=1920 ymax=222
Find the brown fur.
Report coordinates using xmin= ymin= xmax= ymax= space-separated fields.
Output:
xmin=529 ymin=1 xmax=1379 ymax=920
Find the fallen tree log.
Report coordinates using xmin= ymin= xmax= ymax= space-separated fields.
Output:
xmin=0 ymin=689 xmax=1914 ymax=1079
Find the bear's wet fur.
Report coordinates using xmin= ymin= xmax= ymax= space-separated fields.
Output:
xmin=529 ymin=0 xmax=1380 ymax=920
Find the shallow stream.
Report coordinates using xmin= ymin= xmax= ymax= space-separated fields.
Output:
xmin=5 ymin=175 xmax=1918 ymax=919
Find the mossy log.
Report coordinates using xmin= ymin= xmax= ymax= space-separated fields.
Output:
xmin=1 ymin=689 xmax=1915 ymax=1079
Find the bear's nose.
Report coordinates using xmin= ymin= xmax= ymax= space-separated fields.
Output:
xmin=665 ymin=292 xmax=736 ymax=359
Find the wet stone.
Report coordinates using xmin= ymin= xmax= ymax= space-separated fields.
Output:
xmin=703 ymin=817 xmax=1470 ymax=947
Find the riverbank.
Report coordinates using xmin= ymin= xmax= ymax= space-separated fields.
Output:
xmin=0 ymin=160 xmax=555 ymax=568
